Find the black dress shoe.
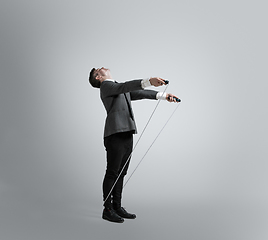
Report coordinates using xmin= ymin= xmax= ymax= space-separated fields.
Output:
xmin=115 ymin=207 xmax=136 ymax=219
xmin=102 ymin=208 xmax=124 ymax=223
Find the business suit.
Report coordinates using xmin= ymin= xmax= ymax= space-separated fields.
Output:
xmin=100 ymin=79 xmax=158 ymax=209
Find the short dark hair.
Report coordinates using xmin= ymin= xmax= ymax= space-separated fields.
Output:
xmin=89 ymin=68 xmax=101 ymax=88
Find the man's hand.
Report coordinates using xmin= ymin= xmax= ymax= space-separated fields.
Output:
xmin=166 ymin=93 xmax=180 ymax=102
xmin=149 ymin=77 xmax=167 ymax=87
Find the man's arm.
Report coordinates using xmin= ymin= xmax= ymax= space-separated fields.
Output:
xmin=130 ymin=90 xmax=180 ymax=102
xmin=130 ymin=89 xmax=158 ymax=101
xmin=100 ymin=80 xmax=143 ymax=98
xmin=100 ymin=77 xmax=167 ymax=98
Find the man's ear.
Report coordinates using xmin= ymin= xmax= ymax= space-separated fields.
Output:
xmin=95 ymin=74 xmax=101 ymax=80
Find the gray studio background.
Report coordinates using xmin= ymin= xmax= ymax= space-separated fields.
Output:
xmin=1 ymin=0 xmax=267 ymax=239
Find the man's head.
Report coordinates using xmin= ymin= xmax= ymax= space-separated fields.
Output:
xmin=89 ymin=67 xmax=112 ymax=88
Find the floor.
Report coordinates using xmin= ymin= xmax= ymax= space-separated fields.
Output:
xmin=1 ymin=188 xmax=267 ymax=240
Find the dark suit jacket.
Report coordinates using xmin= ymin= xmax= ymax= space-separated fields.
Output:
xmin=100 ymin=79 xmax=158 ymax=137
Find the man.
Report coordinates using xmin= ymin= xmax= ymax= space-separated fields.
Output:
xmin=89 ymin=67 xmax=178 ymax=223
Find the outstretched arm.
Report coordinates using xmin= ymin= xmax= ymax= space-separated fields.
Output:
xmin=101 ymin=78 xmax=168 ymax=98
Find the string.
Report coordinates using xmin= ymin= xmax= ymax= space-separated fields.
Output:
xmin=123 ymin=102 xmax=181 ymax=188
xmin=103 ymin=84 xmax=169 ymax=205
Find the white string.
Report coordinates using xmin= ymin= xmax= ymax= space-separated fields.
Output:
xmin=103 ymin=84 xmax=169 ymax=205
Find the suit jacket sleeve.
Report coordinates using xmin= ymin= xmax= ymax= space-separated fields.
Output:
xmin=101 ymin=80 xmax=158 ymax=100
xmin=100 ymin=80 xmax=144 ymax=98
xmin=130 ymin=89 xmax=158 ymax=101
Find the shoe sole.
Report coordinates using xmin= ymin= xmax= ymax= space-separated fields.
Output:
xmin=117 ymin=215 xmax=136 ymax=219
xmin=102 ymin=215 xmax=124 ymax=223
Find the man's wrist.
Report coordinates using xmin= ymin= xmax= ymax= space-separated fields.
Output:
xmin=156 ymin=92 xmax=167 ymax=100
xmin=141 ymin=78 xmax=152 ymax=89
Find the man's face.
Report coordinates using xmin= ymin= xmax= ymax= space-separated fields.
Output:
xmin=95 ymin=67 xmax=111 ymax=82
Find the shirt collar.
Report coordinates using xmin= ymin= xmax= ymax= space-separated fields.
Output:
xmin=104 ymin=79 xmax=115 ymax=82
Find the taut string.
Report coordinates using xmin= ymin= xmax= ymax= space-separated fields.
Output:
xmin=103 ymin=83 xmax=179 ymax=206
xmin=123 ymin=101 xmax=181 ymax=187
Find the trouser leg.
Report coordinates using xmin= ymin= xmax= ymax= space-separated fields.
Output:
xmin=103 ymin=132 xmax=133 ymax=209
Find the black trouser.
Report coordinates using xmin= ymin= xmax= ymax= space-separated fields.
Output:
xmin=103 ymin=131 xmax=133 ymax=209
